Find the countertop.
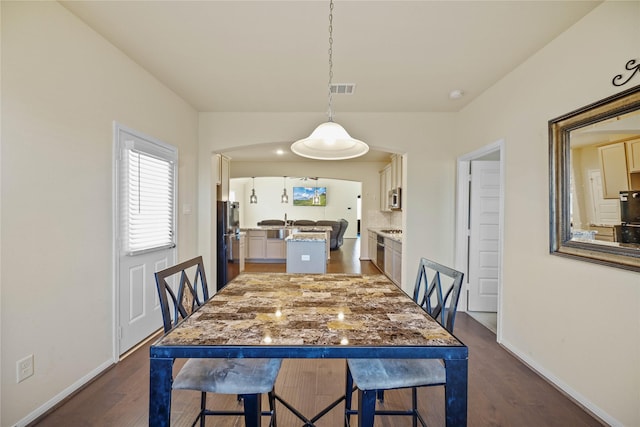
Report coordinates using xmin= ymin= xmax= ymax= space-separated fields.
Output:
xmin=242 ymin=225 xmax=333 ymax=232
xmin=156 ymin=273 xmax=459 ymax=347
xmin=369 ymin=227 xmax=403 ymax=243
xmin=286 ymin=232 xmax=327 ymax=242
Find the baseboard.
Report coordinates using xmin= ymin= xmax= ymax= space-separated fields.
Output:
xmin=499 ymin=338 xmax=620 ymax=427
xmin=16 ymin=359 xmax=114 ymax=427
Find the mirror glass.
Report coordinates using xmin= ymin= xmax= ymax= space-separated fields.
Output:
xmin=550 ymin=85 xmax=640 ymax=271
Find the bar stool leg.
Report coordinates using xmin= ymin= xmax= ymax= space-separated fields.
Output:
xmin=241 ymin=394 xmax=262 ymax=427
xmin=357 ymin=389 xmax=376 ymax=427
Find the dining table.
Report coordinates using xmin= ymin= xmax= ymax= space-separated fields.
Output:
xmin=149 ymin=273 xmax=468 ymax=426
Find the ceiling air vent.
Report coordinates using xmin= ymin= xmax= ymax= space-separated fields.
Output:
xmin=330 ymin=83 xmax=356 ymax=95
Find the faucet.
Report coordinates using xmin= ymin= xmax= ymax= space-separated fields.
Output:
xmin=284 ymin=213 xmax=288 ymax=225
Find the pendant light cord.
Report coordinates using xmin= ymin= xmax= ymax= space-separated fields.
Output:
xmin=327 ymin=0 xmax=334 ymax=122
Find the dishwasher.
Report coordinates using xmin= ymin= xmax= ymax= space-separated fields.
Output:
xmin=376 ymin=234 xmax=385 ymax=272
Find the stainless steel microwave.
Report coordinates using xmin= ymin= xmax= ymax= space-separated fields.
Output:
xmin=388 ymin=187 xmax=401 ymax=210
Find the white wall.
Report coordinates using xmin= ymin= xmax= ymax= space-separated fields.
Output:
xmin=456 ymin=2 xmax=640 ymax=425
xmin=230 ymin=176 xmax=361 ymax=237
xmin=199 ymin=113 xmax=457 ymax=294
xmin=1 ymin=2 xmax=199 ymax=426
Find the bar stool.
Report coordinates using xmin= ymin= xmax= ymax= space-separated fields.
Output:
xmin=344 ymin=258 xmax=464 ymax=427
xmin=154 ymin=256 xmax=281 ymax=427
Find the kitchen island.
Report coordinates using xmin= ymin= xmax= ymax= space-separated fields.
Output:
xmin=242 ymin=225 xmax=332 ymax=263
xmin=286 ymin=232 xmax=327 ymax=273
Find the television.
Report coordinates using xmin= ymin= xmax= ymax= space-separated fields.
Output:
xmin=293 ymin=186 xmax=327 ymax=206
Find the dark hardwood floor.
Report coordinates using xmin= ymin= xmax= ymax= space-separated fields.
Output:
xmin=32 ymin=237 xmax=602 ymax=426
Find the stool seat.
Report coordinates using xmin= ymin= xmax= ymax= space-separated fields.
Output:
xmin=346 ymin=358 xmax=445 ymax=391
xmin=174 ymin=358 xmax=282 ymax=395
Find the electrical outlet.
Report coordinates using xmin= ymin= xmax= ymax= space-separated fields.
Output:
xmin=16 ymin=354 xmax=34 ymax=383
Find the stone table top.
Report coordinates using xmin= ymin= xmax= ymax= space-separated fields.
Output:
xmin=156 ymin=273 xmax=462 ymax=348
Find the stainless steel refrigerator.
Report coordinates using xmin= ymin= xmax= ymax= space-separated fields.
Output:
xmin=620 ymin=191 xmax=640 ymax=244
xmin=216 ymin=201 xmax=240 ymax=290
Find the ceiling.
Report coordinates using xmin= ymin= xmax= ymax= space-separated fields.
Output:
xmin=60 ymin=0 xmax=601 ymax=162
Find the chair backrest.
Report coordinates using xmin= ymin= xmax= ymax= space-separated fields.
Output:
xmin=293 ymin=220 xmax=317 ymax=226
xmin=412 ymin=258 xmax=464 ymax=333
xmin=154 ymin=256 xmax=210 ymax=333
xmin=257 ymin=219 xmax=285 ymax=226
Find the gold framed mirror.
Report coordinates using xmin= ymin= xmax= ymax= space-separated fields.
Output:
xmin=549 ymin=84 xmax=640 ymax=271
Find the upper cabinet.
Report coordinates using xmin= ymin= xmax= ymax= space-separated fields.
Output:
xmin=216 ymin=154 xmax=231 ymax=201
xmin=379 ymin=164 xmax=392 ymax=211
xmin=379 ymin=154 xmax=404 ymax=211
xmin=598 ymin=139 xmax=640 ymax=199
xmin=391 ymin=154 xmax=403 ymax=190
xmin=627 ymin=138 xmax=640 ymax=172
xmin=599 ymin=143 xmax=629 ymax=198
xmin=626 ymin=139 xmax=640 ymax=191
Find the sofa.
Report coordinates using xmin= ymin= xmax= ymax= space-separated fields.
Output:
xmin=256 ymin=219 xmax=348 ymax=250
xmin=256 ymin=219 xmax=286 ymax=226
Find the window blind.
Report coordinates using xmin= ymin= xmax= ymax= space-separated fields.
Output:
xmin=124 ymin=149 xmax=175 ymax=255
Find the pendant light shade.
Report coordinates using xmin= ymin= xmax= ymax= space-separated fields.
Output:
xmin=281 ymin=176 xmax=289 ymax=203
xmin=291 ymin=122 xmax=369 ymax=160
xmin=291 ymin=0 xmax=368 ymax=160
xmin=250 ymin=177 xmax=258 ymax=204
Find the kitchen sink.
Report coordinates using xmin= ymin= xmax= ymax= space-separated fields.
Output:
xmin=381 ymin=229 xmax=403 ymax=234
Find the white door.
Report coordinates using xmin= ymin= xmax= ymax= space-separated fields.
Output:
xmin=589 ymin=169 xmax=620 ymax=225
xmin=468 ymin=161 xmax=500 ymax=312
xmin=115 ymin=125 xmax=177 ymax=355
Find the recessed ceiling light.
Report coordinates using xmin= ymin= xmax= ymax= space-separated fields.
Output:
xmin=276 ymin=149 xmax=285 ymax=155
xmin=449 ymin=89 xmax=464 ymax=99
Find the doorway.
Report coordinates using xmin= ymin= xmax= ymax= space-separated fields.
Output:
xmin=113 ymin=124 xmax=177 ymax=357
xmin=455 ymin=140 xmax=504 ymax=338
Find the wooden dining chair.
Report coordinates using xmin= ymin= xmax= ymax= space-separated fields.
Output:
xmin=344 ymin=258 xmax=464 ymax=427
xmin=154 ymin=256 xmax=282 ymax=427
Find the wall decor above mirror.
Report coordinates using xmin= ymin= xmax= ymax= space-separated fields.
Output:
xmin=549 ymin=84 xmax=640 ymax=271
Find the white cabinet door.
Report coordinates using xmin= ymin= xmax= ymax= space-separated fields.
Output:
xmin=392 ymin=241 xmax=402 ymax=285
xmin=368 ymin=231 xmax=377 ymax=263
xmin=248 ymin=231 xmax=266 ymax=259
xmin=379 ymin=165 xmax=392 ymax=211
xmin=266 ymin=239 xmax=285 ymax=259
xmin=468 ymin=161 xmax=500 ymax=312
xmin=384 ymin=238 xmax=393 ymax=276
xmin=599 ymin=143 xmax=629 ymax=199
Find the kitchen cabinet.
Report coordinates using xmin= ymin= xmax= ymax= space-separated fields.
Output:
xmin=391 ymin=154 xmax=403 ymax=190
xmin=378 ymin=235 xmax=402 ymax=285
xmin=368 ymin=231 xmax=377 ymax=263
xmin=286 ymin=238 xmax=327 ymax=274
xmin=246 ymin=228 xmax=289 ymax=261
xmin=599 ymin=142 xmax=629 ymax=198
xmin=379 ymin=164 xmax=392 ymax=211
xmin=391 ymin=240 xmax=402 ymax=285
xmin=626 ymin=138 xmax=640 ymax=189
xmin=588 ymin=225 xmax=615 ymax=242
xmin=247 ymin=230 xmax=266 ymax=259
xmin=627 ymin=138 xmax=640 ymax=173
xmin=216 ymin=154 xmax=231 ymax=201
xmin=384 ymin=237 xmax=402 ymax=285
xmin=379 ymin=155 xmax=403 ymax=212
xmin=384 ymin=242 xmax=393 ymax=276
xmin=266 ymin=239 xmax=285 ymax=259
xmin=238 ymin=233 xmax=246 ymax=272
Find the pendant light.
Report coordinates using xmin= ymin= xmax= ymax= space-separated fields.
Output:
xmin=249 ymin=177 xmax=258 ymax=204
xmin=291 ymin=0 xmax=369 ymax=161
xmin=281 ymin=176 xmax=289 ymax=203
xmin=312 ymin=180 xmax=321 ymax=205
